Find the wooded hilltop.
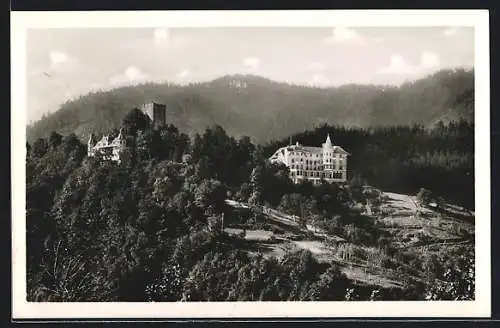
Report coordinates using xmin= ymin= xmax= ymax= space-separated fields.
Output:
xmin=26 ymin=109 xmax=474 ymax=302
xmin=27 ymin=68 xmax=473 ymax=144
xmin=26 ymin=68 xmax=474 ymax=302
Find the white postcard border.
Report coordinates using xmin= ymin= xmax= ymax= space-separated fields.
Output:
xmin=11 ymin=9 xmax=490 ymax=319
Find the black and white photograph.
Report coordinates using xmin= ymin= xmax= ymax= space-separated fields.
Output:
xmin=11 ymin=10 xmax=490 ymax=319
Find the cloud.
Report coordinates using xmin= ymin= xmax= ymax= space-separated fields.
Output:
xmin=49 ymin=50 xmax=68 ymax=67
xmin=308 ymin=74 xmax=331 ymax=86
xmin=372 ymin=37 xmax=384 ymax=43
xmin=153 ymin=28 xmax=191 ymax=48
xmin=124 ymin=66 xmax=147 ymax=80
xmin=377 ymin=52 xmax=441 ymax=76
xmin=243 ymin=57 xmax=260 ymax=69
xmin=323 ymin=27 xmax=363 ymax=44
xmin=443 ymin=27 xmax=459 ymax=36
xmin=109 ymin=66 xmax=149 ymax=86
xmin=153 ymin=28 xmax=171 ymax=47
xmin=309 ymin=61 xmax=325 ymax=71
xmin=376 ymin=54 xmax=419 ymax=75
xmin=176 ymin=69 xmax=189 ymax=78
xmin=46 ymin=50 xmax=80 ymax=76
xmin=420 ymin=51 xmax=440 ymax=69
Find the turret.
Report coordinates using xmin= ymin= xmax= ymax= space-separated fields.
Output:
xmin=112 ymin=128 xmax=124 ymax=145
xmin=87 ymin=133 xmax=95 ymax=157
xmin=322 ymin=134 xmax=334 ymax=169
xmin=325 ymin=134 xmax=332 ymax=148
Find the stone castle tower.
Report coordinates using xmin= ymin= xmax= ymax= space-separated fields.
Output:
xmin=141 ymin=102 xmax=167 ymax=128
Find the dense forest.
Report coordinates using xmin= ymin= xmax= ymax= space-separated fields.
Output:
xmin=26 ymin=68 xmax=473 ymax=144
xmin=26 ymin=108 xmax=474 ymax=302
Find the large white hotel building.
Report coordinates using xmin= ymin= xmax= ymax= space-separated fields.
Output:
xmin=269 ymin=134 xmax=349 ymax=184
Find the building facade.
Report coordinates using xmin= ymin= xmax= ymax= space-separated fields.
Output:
xmin=269 ymin=134 xmax=349 ymax=185
xmin=141 ymin=102 xmax=167 ymax=128
xmin=87 ymin=129 xmax=126 ymax=163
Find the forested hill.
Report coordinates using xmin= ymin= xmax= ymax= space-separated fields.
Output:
xmin=26 ymin=68 xmax=474 ymax=144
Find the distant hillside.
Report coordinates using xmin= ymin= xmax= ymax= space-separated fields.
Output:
xmin=26 ymin=68 xmax=474 ymax=144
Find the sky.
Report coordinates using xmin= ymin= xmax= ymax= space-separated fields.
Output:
xmin=26 ymin=26 xmax=474 ymax=123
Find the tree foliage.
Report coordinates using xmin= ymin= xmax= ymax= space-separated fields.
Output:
xmin=26 ymin=111 xmax=474 ymax=301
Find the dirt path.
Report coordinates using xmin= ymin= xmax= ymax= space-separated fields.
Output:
xmin=383 ymin=192 xmax=418 ymax=213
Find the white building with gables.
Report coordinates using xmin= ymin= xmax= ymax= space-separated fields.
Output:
xmin=87 ymin=129 xmax=126 ymax=163
xmin=269 ymin=134 xmax=349 ymax=184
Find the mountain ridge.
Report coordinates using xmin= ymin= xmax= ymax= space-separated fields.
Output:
xmin=26 ymin=68 xmax=474 ymax=144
